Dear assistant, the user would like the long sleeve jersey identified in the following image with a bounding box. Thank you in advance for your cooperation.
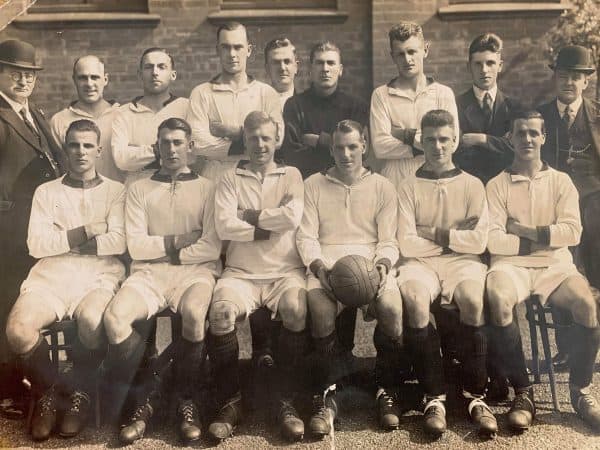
[397,167,488,258]
[296,169,399,271]
[27,173,126,259]
[187,76,283,162]
[125,171,221,274]
[370,78,459,161]
[51,102,124,183]
[111,95,189,184]
[214,162,304,278]
[486,164,581,268]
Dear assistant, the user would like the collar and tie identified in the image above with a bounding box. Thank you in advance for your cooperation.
[482,92,493,123]
[19,107,38,136]
[562,104,573,130]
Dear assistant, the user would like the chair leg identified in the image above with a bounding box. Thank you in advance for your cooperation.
[538,307,561,412]
[526,300,541,383]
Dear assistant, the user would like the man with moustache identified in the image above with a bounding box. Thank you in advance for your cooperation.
[51,55,123,182]
[0,39,65,419]
[112,47,188,186]
[187,22,283,182]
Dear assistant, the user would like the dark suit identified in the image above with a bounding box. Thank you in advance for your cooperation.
[0,95,65,364]
[454,88,519,184]
[538,97,600,290]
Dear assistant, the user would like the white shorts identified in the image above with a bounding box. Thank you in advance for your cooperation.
[123,262,216,317]
[381,156,425,190]
[488,262,585,305]
[20,254,125,320]
[307,271,400,319]
[396,254,487,305]
[212,270,306,319]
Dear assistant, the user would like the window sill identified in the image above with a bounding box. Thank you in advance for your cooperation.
[438,2,570,20]
[207,8,348,25]
[12,12,161,28]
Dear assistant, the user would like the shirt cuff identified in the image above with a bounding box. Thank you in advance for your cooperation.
[309,259,327,277]
[164,235,182,265]
[316,132,332,153]
[78,237,98,255]
[253,227,270,241]
[537,226,551,246]
[243,209,261,227]
[518,238,533,256]
[434,228,450,248]
[375,258,392,273]
[67,226,88,249]
[405,128,417,146]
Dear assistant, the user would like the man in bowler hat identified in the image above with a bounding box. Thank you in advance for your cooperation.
[0,39,65,418]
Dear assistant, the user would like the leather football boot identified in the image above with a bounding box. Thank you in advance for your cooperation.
[59,390,91,437]
[177,399,202,442]
[507,389,535,431]
[30,387,57,441]
[423,397,446,437]
[277,399,304,441]
[308,392,337,438]
[571,390,600,432]
[119,400,154,445]
[208,396,242,441]
[467,397,497,438]
[377,390,400,431]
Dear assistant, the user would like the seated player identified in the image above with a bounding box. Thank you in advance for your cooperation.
[5,119,126,441]
[396,110,496,437]
[486,110,600,433]
[296,119,402,436]
[102,118,221,444]
[208,111,308,442]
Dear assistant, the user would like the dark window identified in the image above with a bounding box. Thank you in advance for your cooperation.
[221,0,336,9]
[30,0,148,14]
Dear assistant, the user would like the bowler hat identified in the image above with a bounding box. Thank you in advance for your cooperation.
[0,39,43,70]
[549,45,595,74]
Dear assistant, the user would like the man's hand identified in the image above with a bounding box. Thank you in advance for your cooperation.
[174,229,202,250]
[461,133,487,147]
[391,126,417,145]
[506,218,537,241]
[316,266,333,293]
[416,225,435,241]
[209,121,242,141]
[84,221,108,239]
[375,263,389,298]
[456,216,479,230]
[302,133,319,148]
[279,193,293,207]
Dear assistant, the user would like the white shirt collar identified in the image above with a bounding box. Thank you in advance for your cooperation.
[472,85,497,107]
[556,96,583,116]
[0,91,29,115]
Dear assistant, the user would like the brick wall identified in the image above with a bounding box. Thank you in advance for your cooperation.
[372,1,597,108]
[0,0,372,116]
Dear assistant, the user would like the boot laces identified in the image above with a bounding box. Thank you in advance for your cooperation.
[578,393,598,410]
[312,395,326,418]
[381,392,395,408]
[512,392,533,412]
[37,392,55,413]
[279,399,298,419]
[68,391,89,413]
[130,401,153,422]
[180,401,197,423]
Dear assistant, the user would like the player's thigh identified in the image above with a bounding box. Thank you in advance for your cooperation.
[307,288,339,334]
[6,292,58,351]
[73,288,114,332]
[272,275,307,330]
[548,274,598,327]
[485,266,524,325]
[104,286,150,332]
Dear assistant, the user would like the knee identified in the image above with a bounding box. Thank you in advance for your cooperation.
[485,279,515,326]
[454,290,484,326]
[375,293,403,333]
[400,283,430,327]
[6,314,38,354]
[180,299,209,329]
[278,289,307,332]
[208,301,237,335]
[570,294,598,327]
[307,290,336,333]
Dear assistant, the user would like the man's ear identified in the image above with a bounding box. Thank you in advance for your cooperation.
[339,63,344,78]
[423,41,430,58]
[170,70,177,81]
[96,145,103,158]
[247,43,253,58]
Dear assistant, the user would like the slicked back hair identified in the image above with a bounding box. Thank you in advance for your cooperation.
[388,21,424,48]
[216,21,249,43]
[468,33,503,59]
[332,119,366,144]
[264,37,296,64]
[65,119,101,144]
[421,109,455,131]
[72,55,105,77]
[510,110,546,135]
[157,117,192,139]
[309,40,342,64]
[243,110,278,135]
[139,47,175,70]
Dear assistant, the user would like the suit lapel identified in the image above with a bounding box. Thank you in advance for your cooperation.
[463,89,486,131]
[0,97,41,151]
[582,98,600,161]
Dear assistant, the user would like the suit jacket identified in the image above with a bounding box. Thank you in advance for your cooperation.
[0,96,65,263]
[538,97,600,167]
[454,87,519,184]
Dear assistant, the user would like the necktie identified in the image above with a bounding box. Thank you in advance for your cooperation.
[482,92,493,124]
[562,105,573,130]
[19,108,38,136]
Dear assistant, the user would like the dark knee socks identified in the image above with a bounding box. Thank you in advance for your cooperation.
[459,324,488,396]
[277,328,309,398]
[569,323,600,389]
[312,332,341,393]
[488,319,530,391]
[207,330,240,405]
[336,308,357,353]
[405,324,445,397]
[105,329,145,383]
[174,338,206,401]
[21,335,57,393]
[373,325,406,391]
[250,307,273,358]
[69,336,106,393]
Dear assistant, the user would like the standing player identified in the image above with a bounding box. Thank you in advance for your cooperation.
[265,37,298,110]
[370,22,458,188]
[103,118,221,444]
[111,48,188,186]
[208,111,307,442]
[51,55,123,182]
[280,41,369,179]
[486,110,600,433]
[187,22,283,182]
[0,39,65,418]
[396,110,496,437]
[6,119,126,441]
[296,120,402,436]
[455,33,519,184]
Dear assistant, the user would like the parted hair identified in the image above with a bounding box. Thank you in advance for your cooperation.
[332,119,366,143]
[264,37,296,64]
[65,119,101,144]
[421,109,455,130]
[388,21,424,48]
[157,117,192,139]
[139,47,175,70]
[510,110,546,134]
[309,40,342,64]
[216,21,249,43]
[468,33,503,59]
[243,111,279,136]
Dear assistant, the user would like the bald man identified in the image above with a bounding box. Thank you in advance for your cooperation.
[51,55,123,182]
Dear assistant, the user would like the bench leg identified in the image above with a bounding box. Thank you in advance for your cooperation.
[526,301,541,383]
[538,311,560,412]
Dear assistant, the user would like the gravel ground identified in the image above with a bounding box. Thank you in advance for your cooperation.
[2,303,600,450]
